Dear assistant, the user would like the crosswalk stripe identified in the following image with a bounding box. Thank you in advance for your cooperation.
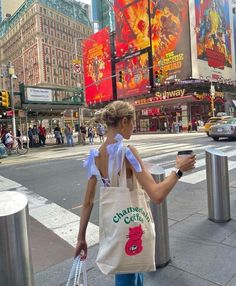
[143,144,203,161]
[75,143,198,161]
[134,143,178,150]
[163,147,236,184]
[164,146,231,174]
[180,161,236,184]
[0,176,99,248]
[135,143,192,153]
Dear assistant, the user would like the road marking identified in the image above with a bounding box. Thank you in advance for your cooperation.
[0,176,99,248]
[136,143,192,153]
[143,144,203,161]
[163,148,236,184]
[180,161,236,184]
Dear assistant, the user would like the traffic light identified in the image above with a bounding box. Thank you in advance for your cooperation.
[118,71,124,83]
[154,71,159,84]
[0,90,9,108]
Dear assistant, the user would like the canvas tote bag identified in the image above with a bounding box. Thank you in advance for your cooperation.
[96,147,156,275]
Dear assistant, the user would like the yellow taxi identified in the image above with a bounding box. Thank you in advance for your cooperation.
[204,115,233,136]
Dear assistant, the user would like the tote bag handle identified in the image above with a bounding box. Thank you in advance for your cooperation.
[110,147,128,188]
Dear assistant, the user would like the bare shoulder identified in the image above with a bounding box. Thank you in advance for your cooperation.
[127,144,141,158]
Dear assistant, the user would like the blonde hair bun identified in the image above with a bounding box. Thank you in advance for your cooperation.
[95,101,134,127]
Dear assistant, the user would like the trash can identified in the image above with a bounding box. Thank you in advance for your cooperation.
[148,164,170,268]
[205,148,231,222]
[0,191,34,286]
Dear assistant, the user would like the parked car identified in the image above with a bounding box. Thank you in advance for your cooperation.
[204,116,232,136]
[209,117,236,141]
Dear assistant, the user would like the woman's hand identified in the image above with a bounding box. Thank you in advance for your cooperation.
[74,239,87,260]
[176,154,196,172]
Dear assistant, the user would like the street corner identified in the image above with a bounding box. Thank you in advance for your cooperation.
[30,217,74,273]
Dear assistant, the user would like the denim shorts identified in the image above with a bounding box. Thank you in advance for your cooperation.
[115,273,144,286]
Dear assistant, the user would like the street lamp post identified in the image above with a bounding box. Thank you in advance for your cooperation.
[8,63,17,137]
[73,37,96,132]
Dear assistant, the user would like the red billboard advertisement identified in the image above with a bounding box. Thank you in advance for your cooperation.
[116,52,150,99]
[151,0,191,82]
[83,27,113,104]
[114,0,150,58]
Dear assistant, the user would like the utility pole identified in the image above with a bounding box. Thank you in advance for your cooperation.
[8,62,17,137]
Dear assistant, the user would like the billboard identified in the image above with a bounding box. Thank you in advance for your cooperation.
[83,27,113,104]
[116,52,150,99]
[150,0,192,83]
[24,87,83,104]
[26,88,52,102]
[190,0,235,80]
[114,0,150,58]
[233,1,236,68]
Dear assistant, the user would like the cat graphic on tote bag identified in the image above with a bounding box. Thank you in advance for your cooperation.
[125,224,144,256]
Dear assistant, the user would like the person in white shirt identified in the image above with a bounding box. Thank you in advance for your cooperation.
[4,130,14,149]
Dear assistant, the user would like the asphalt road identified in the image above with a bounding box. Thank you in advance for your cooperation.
[1,132,236,227]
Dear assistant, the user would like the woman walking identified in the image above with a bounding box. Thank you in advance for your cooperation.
[75,101,195,286]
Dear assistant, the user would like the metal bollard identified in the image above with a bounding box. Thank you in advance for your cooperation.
[149,164,170,268]
[205,147,231,222]
[0,191,34,286]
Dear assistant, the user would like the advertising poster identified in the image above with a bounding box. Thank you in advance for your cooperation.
[116,52,150,99]
[82,27,113,104]
[114,0,150,58]
[233,1,236,68]
[191,0,235,80]
[150,0,192,83]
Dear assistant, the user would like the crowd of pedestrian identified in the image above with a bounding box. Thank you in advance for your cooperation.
[26,122,107,148]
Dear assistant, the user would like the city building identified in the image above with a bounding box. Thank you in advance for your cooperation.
[0,0,92,92]
[0,0,93,133]
[91,0,114,32]
[0,0,2,23]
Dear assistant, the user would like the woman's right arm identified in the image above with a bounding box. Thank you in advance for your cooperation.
[75,175,97,259]
[127,146,196,204]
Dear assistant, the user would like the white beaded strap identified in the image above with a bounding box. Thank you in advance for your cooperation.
[73,257,82,286]
[66,257,80,286]
[75,259,88,286]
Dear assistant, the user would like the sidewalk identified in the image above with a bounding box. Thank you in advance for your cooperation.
[33,181,236,286]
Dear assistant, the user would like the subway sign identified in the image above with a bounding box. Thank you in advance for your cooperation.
[135,89,186,106]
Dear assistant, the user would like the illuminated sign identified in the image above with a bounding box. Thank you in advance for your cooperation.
[151,0,191,82]
[135,88,186,105]
[83,27,113,104]
[114,0,150,58]
[116,52,150,99]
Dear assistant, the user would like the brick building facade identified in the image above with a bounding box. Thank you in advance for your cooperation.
[0,0,92,92]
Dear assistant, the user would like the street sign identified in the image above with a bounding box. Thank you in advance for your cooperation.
[6,110,13,116]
